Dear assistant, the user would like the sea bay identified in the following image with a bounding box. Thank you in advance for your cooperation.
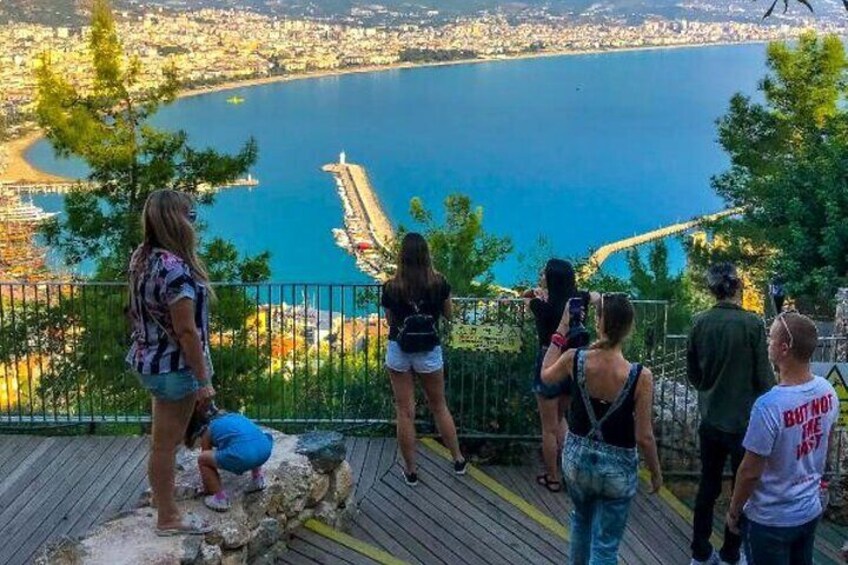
[27,43,767,284]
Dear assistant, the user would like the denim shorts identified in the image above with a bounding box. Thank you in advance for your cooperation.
[216,433,274,475]
[532,346,569,399]
[562,432,638,500]
[137,369,200,402]
[385,341,443,374]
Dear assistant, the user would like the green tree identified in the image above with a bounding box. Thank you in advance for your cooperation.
[21,0,271,419]
[35,0,258,280]
[709,32,848,309]
[405,194,512,297]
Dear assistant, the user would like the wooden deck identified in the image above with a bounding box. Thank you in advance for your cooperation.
[2,434,846,564]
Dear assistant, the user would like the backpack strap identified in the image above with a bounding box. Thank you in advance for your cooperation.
[576,350,642,443]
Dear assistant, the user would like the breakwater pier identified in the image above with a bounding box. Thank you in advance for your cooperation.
[323,154,395,281]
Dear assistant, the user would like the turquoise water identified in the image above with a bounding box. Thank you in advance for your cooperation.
[28,44,766,284]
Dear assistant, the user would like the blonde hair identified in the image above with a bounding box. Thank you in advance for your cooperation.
[130,189,211,288]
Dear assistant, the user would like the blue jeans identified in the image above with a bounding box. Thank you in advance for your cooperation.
[136,369,200,402]
[562,433,638,565]
[743,515,819,565]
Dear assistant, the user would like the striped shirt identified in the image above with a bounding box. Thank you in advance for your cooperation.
[126,247,213,376]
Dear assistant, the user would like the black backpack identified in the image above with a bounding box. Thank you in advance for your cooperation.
[397,301,439,353]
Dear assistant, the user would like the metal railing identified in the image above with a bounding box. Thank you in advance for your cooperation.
[3,281,845,475]
[654,333,848,476]
[0,283,667,435]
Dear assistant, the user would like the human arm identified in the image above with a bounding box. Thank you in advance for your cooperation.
[726,451,768,534]
[635,368,663,493]
[170,298,215,401]
[541,347,576,385]
[200,428,213,451]
[686,324,705,390]
[726,402,776,534]
[442,293,453,320]
[752,322,776,394]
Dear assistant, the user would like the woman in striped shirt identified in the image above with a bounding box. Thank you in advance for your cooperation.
[127,189,216,536]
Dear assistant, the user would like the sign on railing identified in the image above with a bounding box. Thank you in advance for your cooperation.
[449,324,523,353]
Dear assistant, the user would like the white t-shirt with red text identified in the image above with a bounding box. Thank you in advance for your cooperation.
[743,375,838,527]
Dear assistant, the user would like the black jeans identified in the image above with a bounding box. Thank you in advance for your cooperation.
[743,515,819,565]
[692,424,745,563]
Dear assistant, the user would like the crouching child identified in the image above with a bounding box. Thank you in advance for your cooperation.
[186,401,273,512]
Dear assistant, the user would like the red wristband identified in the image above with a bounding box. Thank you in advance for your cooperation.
[550,332,567,349]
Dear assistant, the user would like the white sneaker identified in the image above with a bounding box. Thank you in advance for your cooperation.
[204,493,231,512]
[246,473,267,494]
[690,551,720,565]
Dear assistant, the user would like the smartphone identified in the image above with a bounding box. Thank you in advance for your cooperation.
[568,297,583,319]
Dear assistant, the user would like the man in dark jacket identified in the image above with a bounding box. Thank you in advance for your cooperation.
[688,263,775,565]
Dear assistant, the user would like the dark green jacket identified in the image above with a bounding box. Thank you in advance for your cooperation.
[687,302,775,434]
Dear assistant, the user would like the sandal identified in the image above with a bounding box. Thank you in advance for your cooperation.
[536,473,563,493]
[156,512,213,537]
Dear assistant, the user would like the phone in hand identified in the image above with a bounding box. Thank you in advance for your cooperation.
[568,297,584,320]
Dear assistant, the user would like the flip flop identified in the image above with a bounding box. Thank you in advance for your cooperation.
[156,512,213,537]
[536,473,563,493]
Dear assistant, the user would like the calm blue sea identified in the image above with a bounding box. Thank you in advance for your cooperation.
[27,43,767,284]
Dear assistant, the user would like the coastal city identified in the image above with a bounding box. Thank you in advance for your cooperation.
[2,6,848,132]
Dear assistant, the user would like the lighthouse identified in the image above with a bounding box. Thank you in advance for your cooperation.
[339,151,347,165]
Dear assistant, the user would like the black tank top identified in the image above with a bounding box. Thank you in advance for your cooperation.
[567,350,642,449]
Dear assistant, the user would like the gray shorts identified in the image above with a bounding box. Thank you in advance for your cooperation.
[385,341,443,374]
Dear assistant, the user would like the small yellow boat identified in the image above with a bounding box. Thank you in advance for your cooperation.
[226,96,245,105]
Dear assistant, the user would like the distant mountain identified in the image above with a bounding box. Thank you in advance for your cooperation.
[1,0,845,26]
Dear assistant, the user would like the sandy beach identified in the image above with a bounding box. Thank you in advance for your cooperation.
[0,131,69,183]
[1,39,764,185]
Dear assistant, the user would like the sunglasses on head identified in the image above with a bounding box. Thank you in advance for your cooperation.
[775,309,799,350]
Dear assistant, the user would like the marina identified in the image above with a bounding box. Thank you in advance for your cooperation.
[323,153,396,281]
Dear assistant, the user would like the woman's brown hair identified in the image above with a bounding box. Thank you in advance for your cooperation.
[129,189,211,290]
[592,293,635,350]
[389,232,441,303]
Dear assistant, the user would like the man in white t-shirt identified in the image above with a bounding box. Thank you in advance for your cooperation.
[726,312,837,565]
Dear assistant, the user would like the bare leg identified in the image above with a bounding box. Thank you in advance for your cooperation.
[389,369,417,473]
[420,369,463,462]
[149,393,197,528]
[537,395,562,483]
[198,450,222,495]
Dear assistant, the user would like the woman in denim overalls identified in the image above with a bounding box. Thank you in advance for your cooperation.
[541,293,663,564]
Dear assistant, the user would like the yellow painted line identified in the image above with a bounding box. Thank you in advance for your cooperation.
[420,437,570,541]
[638,469,722,547]
[304,519,410,565]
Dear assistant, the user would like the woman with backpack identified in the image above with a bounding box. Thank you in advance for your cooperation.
[523,259,597,493]
[381,232,467,486]
[541,293,662,564]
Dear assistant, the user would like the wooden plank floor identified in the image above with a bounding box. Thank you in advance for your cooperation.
[0,435,150,565]
[6,434,848,564]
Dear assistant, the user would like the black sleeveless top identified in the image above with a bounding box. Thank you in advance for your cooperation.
[566,350,642,449]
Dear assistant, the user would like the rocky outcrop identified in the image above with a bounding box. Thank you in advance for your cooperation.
[37,430,353,565]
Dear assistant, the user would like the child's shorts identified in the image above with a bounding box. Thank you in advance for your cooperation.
[215,433,273,475]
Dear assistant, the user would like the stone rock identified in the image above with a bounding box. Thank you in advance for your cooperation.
[39,428,350,565]
[217,522,250,550]
[196,543,223,565]
[220,547,247,565]
[307,474,330,507]
[330,461,354,504]
[251,541,289,565]
[248,518,281,559]
[35,537,86,565]
[295,431,346,473]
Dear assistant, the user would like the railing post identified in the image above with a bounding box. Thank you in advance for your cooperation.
[836,288,848,363]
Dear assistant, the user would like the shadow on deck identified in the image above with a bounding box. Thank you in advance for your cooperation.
[2,435,846,564]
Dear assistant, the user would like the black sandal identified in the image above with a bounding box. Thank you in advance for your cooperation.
[536,474,563,493]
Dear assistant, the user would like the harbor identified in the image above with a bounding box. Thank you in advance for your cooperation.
[1,175,260,195]
[323,153,395,281]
